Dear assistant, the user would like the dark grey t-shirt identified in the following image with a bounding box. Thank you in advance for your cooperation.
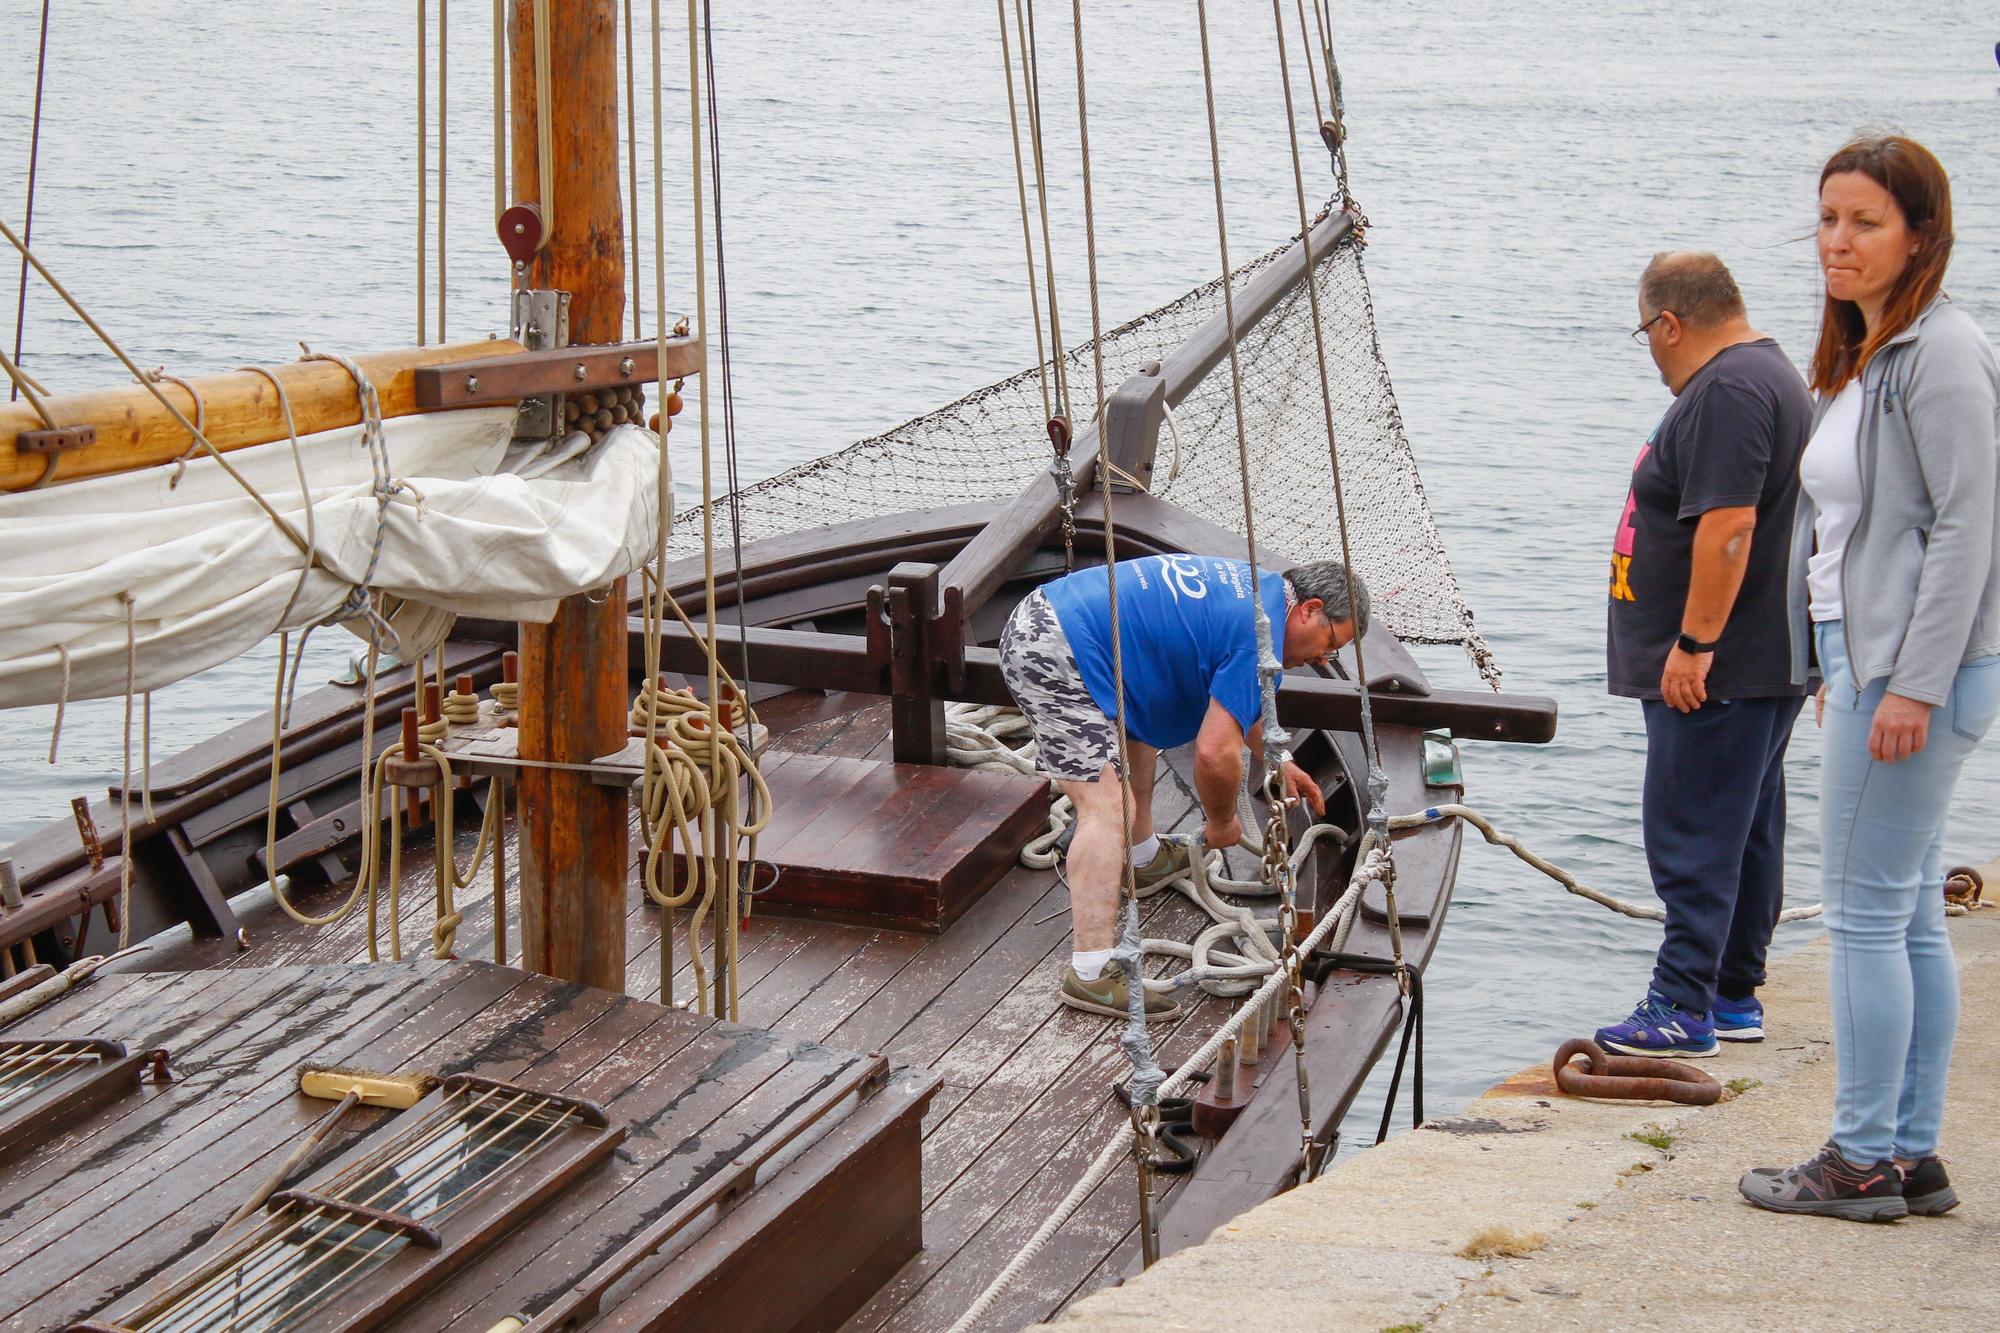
[1607,338,1812,700]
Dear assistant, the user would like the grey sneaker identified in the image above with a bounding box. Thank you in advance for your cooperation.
[1060,960,1183,1022]
[1739,1142,1907,1223]
[1901,1156,1959,1216]
[1132,840,1193,891]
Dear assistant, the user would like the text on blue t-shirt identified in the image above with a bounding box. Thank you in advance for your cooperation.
[1041,555,1288,750]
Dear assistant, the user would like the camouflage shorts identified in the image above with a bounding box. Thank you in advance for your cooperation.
[998,589,1120,782]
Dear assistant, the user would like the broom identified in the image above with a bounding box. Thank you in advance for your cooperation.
[220,1064,435,1231]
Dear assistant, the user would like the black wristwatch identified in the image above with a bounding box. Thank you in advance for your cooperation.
[1677,632,1720,655]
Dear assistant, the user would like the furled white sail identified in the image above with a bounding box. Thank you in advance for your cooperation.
[0,408,662,708]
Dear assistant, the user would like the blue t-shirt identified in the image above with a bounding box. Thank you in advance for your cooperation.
[1042,555,1288,750]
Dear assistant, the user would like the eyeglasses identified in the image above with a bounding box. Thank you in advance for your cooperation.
[1631,312,1668,344]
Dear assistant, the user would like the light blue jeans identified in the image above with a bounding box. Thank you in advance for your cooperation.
[1818,621,2000,1164]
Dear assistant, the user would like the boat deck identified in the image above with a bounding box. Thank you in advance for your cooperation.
[119,688,1315,1329]
[109,684,1448,1328]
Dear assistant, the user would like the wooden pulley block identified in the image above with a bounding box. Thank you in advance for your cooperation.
[498,202,545,266]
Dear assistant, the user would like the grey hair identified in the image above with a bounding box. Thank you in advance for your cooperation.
[1285,559,1371,638]
[1639,251,1747,329]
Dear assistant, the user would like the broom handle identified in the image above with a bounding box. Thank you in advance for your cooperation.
[221,1091,361,1231]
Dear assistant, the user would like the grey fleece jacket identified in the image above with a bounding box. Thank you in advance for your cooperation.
[1787,293,2000,705]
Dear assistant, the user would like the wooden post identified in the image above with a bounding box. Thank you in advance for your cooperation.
[886,563,946,766]
[510,0,629,992]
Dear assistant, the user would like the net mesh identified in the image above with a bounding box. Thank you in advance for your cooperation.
[670,217,1498,685]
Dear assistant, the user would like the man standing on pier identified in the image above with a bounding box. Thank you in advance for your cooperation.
[998,555,1365,1021]
[1598,252,1812,1057]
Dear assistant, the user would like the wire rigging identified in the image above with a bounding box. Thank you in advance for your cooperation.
[9,0,51,404]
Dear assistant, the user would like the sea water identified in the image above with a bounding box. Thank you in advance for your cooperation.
[2,0,1995,1149]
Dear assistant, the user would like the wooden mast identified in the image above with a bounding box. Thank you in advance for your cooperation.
[510,0,629,990]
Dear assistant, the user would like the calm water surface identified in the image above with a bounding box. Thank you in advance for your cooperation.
[3,1,1997,1148]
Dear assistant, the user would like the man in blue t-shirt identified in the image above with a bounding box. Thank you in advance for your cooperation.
[1596,252,1811,1059]
[998,553,1371,1021]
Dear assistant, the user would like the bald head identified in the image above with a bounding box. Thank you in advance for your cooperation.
[1639,251,1747,330]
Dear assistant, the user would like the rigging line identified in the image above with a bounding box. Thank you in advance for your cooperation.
[118,592,135,949]
[1068,3,1162,1217]
[1018,0,1070,415]
[1200,0,1312,1180]
[996,0,1051,423]
[10,0,51,404]
[1269,1,1382,788]
[492,0,506,226]
[533,0,556,249]
[1271,2,1400,978]
[0,218,310,554]
[1292,0,1324,127]
[438,0,447,343]
[1311,0,1353,198]
[686,0,733,1017]
[624,0,643,339]
[1194,0,1277,733]
[648,0,675,1005]
[0,341,56,431]
[418,0,428,346]
[702,0,756,754]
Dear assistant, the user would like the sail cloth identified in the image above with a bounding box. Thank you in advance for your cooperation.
[674,220,1499,682]
[0,408,662,707]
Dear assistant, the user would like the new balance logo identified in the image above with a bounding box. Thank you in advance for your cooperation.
[1660,1022,1687,1041]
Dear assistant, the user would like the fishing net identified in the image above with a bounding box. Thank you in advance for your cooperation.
[669,215,1499,684]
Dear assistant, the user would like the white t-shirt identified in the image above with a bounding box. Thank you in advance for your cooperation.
[1799,379,1865,621]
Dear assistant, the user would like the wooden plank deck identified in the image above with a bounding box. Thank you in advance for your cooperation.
[108,686,1443,1330]
[0,960,934,1332]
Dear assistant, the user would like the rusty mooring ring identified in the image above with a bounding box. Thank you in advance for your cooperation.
[1552,1037,1722,1106]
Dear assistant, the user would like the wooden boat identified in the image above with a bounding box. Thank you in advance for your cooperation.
[0,5,1556,1330]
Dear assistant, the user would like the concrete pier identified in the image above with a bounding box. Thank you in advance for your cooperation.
[1052,912,1999,1332]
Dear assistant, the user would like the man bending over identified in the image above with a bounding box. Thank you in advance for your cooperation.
[999,554,1368,1021]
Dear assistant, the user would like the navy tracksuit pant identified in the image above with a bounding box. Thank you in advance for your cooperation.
[1639,693,1806,1015]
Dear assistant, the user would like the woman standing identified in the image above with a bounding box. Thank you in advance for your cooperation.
[1741,135,2000,1223]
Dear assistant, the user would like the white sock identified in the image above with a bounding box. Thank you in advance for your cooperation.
[1071,948,1114,982]
[1126,835,1161,867]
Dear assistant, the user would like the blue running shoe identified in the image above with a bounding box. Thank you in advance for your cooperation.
[1712,994,1765,1042]
[1594,989,1718,1058]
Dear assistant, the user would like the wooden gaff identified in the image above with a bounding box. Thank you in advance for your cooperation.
[0,341,522,492]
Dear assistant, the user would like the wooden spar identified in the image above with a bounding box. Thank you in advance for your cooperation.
[0,340,521,492]
[511,0,630,992]
[618,620,1560,745]
[937,208,1358,619]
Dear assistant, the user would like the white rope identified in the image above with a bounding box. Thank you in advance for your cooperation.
[947,704,1343,998]
[946,839,1386,1333]
[1392,802,1858,924]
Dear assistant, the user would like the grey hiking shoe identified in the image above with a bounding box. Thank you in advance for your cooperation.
[1060,960,1183,1022]
[1739,1141,1907,1222]
[1132,839,1193,891]
[1901,1156,1959,1216]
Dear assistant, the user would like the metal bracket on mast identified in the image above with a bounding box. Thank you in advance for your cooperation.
[510,287,570,440]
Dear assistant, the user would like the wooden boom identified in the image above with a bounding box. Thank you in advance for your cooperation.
[0,339,522,491]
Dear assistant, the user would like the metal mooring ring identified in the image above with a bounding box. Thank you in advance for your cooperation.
[1552,1037,1721,1106]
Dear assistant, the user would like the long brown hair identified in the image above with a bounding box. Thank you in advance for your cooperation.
[1809,135,1954,392]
